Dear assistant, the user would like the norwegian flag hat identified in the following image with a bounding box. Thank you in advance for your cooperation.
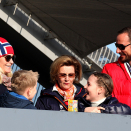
[0,37,14,57]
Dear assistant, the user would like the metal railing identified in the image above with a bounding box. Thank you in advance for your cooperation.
[87,46,119,69]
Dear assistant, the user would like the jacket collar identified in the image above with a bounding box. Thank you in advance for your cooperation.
[40,85,86,110]
[41,85,86,98]
[118,58,131,81]
[99,95,118,105]
[52,84,77,98]
[41,87,68,110]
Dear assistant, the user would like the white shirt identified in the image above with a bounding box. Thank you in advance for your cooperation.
[91,97,106,107]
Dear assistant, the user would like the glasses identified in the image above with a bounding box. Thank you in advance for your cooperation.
[4,55,16,62]
[58,73,75,78]
[115,43,131,50]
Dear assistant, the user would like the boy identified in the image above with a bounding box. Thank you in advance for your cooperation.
[0,70,39,109]
[83,72,131,115]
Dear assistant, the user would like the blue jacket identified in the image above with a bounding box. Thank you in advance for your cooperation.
[0,91,36,109]
[81,96,131,115]
[35,85,87,111]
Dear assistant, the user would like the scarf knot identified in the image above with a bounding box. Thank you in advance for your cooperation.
[55,83,75,101]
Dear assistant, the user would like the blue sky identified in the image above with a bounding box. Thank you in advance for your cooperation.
[107,42,116,54]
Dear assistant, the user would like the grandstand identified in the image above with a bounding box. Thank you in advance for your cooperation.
[0,0,131,130]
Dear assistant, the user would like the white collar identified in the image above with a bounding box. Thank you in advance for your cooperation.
[91,97,106,107]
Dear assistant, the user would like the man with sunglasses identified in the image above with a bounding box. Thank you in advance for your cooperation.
[102,26,131,108]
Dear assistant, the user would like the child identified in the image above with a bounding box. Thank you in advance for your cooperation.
[0,70,39,109]
[83,72,131,115]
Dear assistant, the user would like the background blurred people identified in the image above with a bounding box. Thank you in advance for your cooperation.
[84,72,131,115]
[102,27,131,108]
[0,37,15,95]
[36,55,87,111]
[0,70,39,109]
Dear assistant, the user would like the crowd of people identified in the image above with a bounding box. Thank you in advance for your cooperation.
[0,26,131,115]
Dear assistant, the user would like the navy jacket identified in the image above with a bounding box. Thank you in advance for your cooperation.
[0,91,36,109]
[0,84,8,95]
[81,96,131,115]
[35,85,87,111]
[100,96,131,115]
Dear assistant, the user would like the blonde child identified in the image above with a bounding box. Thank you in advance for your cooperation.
[0,70,39,109]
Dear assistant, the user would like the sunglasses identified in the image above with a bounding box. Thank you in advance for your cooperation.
[4,55,16,62]
[58,73,75,78]
[115,43,131,50]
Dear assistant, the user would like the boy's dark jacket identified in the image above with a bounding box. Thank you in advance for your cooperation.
[0,91,36,109]
[35,85,87,111]
[81,95,131,115]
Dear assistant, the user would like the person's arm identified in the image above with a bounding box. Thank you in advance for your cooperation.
[35,96,52,110]
[101,64,108,74]
[101,103,131,115]
[78,97,91,112]
[84,107,105,113]
[25,103,37,109]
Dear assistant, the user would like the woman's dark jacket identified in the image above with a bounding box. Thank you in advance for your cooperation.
[0,84,8,95]
[35,85,87,111]
[0,91,36,109]
[81,95,131,115]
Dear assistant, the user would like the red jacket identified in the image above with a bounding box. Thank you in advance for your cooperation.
[102,58,131,108]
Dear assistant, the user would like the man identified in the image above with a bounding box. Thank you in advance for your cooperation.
[102,26,131,108]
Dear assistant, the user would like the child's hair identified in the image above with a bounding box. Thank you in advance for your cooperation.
[11,70,39,95]
[92,72,114,97]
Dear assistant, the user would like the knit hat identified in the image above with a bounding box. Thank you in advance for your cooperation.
[0,37,14,57]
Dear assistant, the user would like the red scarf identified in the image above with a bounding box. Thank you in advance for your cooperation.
[55,83,75,101]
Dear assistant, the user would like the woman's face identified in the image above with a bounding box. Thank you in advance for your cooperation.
[0,54,14,74]
[56,66,75,90]
[84,75,101,102]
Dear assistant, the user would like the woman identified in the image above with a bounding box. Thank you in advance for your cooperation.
[36,55,87,111]
[83,72,131,115]
[0,37,15,95]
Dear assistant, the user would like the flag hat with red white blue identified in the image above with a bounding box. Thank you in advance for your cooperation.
[0,37,14,57]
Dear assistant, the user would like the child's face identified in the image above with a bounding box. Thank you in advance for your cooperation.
[28,82,37,101]
[84,75,101,102]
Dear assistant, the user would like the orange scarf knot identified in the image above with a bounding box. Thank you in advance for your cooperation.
[55,83,75,101]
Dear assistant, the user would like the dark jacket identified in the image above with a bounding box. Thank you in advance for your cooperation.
[35,85,87,111]
[81,96,131,115]
[0,91,36,109]
[100,96,131,115]
[0,84,8,95]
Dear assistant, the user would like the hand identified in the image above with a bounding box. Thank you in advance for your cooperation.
[84,107,105,113]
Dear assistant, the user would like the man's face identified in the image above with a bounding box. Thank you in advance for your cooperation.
[116,33,131,64]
